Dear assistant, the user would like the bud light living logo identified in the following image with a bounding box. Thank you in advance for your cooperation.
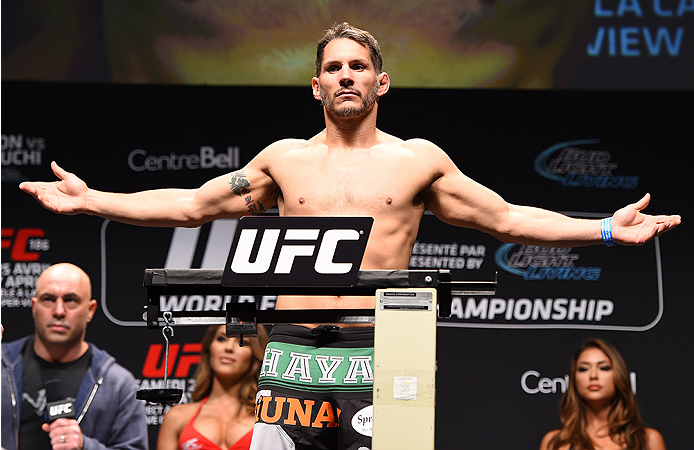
[533,139,639,189]
[494,244,601,281]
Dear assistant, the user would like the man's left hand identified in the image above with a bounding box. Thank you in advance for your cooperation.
[42,418,84,450]
[612,193,681,245]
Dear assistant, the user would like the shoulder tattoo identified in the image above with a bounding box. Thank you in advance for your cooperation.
[229,171,265,215]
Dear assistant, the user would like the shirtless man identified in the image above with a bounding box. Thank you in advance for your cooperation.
[20,23,680,450]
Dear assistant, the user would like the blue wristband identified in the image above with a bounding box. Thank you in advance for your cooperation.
[600,217,615,247]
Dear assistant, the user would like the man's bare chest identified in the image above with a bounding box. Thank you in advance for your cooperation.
[270,145,432,214]
[279,169,405,214]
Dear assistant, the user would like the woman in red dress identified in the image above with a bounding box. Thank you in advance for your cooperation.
[158,324,268,450]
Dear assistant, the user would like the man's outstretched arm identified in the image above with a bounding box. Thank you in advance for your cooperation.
[496,192,679,247]
[19,160,279,228]
[421,146,681,247]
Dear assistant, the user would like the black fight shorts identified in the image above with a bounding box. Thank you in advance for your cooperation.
[250,324,374,450]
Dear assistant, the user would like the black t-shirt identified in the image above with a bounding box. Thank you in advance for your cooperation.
[20,339,91,449]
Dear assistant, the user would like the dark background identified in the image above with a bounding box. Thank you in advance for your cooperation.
[2,83,691,449]
[2,1,693,448]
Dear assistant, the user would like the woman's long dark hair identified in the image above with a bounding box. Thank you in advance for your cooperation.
[548,338,647,450]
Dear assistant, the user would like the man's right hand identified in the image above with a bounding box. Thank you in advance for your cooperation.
[19,161,89,215]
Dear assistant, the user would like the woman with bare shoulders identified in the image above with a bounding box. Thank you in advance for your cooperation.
[157,325,268,450]
[539,338,666,450]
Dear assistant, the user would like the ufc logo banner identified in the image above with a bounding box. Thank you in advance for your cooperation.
[222,217,372,287]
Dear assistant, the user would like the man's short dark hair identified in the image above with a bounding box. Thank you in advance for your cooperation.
[315,22,383,76]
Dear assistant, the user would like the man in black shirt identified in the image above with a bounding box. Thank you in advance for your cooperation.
[1,263,148,450]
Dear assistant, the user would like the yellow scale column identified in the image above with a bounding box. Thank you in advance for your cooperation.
[372,288,437,449]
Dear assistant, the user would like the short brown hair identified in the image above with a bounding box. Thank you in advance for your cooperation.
[315,22,383,76]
